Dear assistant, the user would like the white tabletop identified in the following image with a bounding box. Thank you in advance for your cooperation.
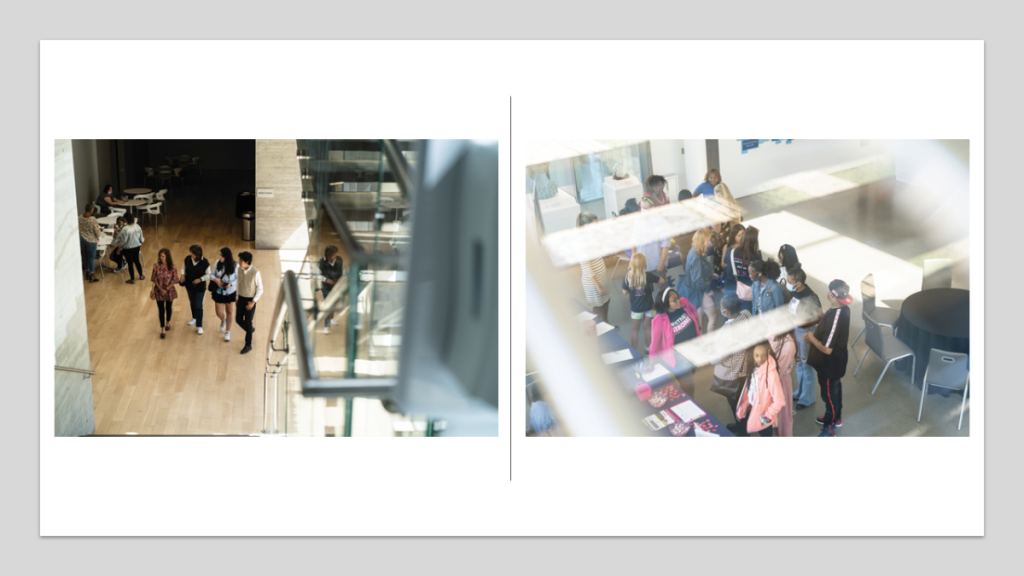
[123,188,152,195]
[96,215,119,226]
[123,198,149,207]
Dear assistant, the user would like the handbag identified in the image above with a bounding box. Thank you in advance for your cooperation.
[711,375,745,398]
[149,286,157,300]
[730,250,753,301]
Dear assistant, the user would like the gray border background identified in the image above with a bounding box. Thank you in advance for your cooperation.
[8,2,1016,572]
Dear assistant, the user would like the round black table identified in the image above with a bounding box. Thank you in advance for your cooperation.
[894,288,969,392]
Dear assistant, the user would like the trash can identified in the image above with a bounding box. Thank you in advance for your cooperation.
[241,211,255,241]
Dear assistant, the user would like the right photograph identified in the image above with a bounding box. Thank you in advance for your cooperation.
[525,139,970,438]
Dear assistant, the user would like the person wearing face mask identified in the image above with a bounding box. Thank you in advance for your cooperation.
[806,279,854,437]
[735,343,786,437]
[786,265,823,410]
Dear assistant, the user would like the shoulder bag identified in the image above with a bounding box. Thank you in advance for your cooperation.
[731,250,753,301]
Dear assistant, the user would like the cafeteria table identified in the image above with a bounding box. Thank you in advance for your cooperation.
[895,287,970,394]
[96,214,119,226]
[122,198,150,214]
[123,188,152,196]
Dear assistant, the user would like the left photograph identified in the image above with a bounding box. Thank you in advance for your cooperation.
[54,139,499,437]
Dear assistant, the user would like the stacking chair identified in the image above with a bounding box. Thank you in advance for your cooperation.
[154,189,169,215]
[922,258,953,290]
[143,167,157,188]
[851,273,900,350]
[157,168,173,189]
[172,167,186,187]
[143,202,163,231]
[917,349,970,430]
[109,207,126,218]
[854,316,916,395]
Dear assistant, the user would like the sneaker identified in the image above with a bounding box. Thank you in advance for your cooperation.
[816,416,842,428]
[197,327,204,335]
[224,331,231,342]
[188,319,197,326]
[240,345,252,355]
[219,320,226,332]
[139,274,145,280]
[817,426,836,437]
[329,319,339,326]
[324,326,330,335]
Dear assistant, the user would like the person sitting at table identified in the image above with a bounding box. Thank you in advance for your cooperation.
[649,287,702,368]
[710,293,753,435]
[642,175,670,208]
[621,252,665,352]
[96,184,125,214]
[750,258,785,316]
[735,342,787,437]
[694,168,721,199]
[111,213,145,282]
[678,228,720,334]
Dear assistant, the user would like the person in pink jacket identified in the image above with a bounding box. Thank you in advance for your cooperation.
[770,331,797,437]
[649,288,702,368]
[735,343,786,437]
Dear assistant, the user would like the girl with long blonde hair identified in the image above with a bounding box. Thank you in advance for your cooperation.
[620,252,665,351]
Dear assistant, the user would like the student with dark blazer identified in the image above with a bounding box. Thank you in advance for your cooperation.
[179,244,211,335]
[318,244,344,334]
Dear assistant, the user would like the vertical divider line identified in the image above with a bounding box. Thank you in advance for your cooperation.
[509,96,512,481]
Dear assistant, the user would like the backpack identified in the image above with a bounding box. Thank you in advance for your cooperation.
[617,197,640,217]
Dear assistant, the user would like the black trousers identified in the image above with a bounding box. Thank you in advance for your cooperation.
[817,373,843,425]
[156,300,173,328]
[110,249,125,268]
[123,246,144,280]
[236,296,256,345]
[188,290,204,327]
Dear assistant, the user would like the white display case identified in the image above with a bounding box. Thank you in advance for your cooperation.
[537,188,581,234]
[602,174,642,220]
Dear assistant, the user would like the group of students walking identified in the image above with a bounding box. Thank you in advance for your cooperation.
[145,245,264,354]
[578,169,853,437]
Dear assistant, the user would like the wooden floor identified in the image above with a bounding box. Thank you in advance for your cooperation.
[84,172,282,435]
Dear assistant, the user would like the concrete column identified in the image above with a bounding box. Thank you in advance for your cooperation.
[255,140,308,250]
[54,139,96,437]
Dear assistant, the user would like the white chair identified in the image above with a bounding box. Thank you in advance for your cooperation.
[94,243,108,278]
[917,349,970,430]
[143,167,157,188]
[172,167,186,187]
[109,207,127,218]
[854,316,916,395]
[154,189,169,215]
[851,273,899,350]
[610,251,631,280]
[922,258,953,290]
[143,202,163,231]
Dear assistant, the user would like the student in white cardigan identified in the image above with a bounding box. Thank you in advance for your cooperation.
[235,251,264,355]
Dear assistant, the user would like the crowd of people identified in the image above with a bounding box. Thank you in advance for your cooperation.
[77,184,273,355]
[576,169,854,437]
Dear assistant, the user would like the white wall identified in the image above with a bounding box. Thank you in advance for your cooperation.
[718,139,889,198]
[648,139,688,196]
[55,140,96,437]
[682,139,707,192]
[255,139,309,250]
[71,139,111,213]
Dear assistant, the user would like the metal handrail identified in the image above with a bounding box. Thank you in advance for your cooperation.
[55,366,96,376]
[382,139,414,198]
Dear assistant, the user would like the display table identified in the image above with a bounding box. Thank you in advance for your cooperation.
[574,300,733,437]
[895,288,970,392]
[602,174,642,220]
[537,188,581,234]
